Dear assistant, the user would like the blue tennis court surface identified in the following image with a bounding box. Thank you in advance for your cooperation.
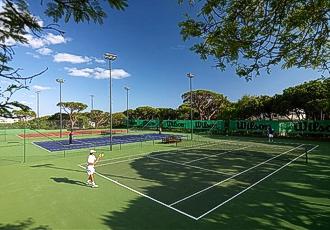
[33,133,181,152]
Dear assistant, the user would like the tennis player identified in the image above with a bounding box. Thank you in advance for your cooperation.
[267,125,274,142]
[86,150,100,188]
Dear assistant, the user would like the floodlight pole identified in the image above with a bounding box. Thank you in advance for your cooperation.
[90,94,94,111]
[187,73,194,140]
[56,78,65,138]
[104,53,117,151]
[124,87,130,133]
[36,90,41,118]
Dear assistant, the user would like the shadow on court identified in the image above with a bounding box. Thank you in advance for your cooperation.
[30,163,84,173]
[0,218,50,230]
[50,177,87,187]
[98,142,330,230]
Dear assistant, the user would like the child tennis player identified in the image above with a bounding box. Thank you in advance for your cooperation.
[86,150,103,188]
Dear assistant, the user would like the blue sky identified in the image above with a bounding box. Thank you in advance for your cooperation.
[4,0,323,116]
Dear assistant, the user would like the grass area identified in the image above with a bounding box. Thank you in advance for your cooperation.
[0,130,329,229]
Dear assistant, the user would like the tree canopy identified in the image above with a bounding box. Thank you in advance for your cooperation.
[0,0,128,118]
[57,101,87,130]
[182,90,229,120]
[179,0,330,80]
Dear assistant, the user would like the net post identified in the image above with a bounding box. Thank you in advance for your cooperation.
[120,141,122,150]
[305,146,308,163]
[153,139,155,145]
[64,150,66,158]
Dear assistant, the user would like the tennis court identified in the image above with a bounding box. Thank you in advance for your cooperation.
[33,133,182,152]
[79,140,318,220]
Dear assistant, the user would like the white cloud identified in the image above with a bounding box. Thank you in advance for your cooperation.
[20,101,33,106]
[26,52,40,59]
[36,17,44,27]
[64,67,93,77]
[37,47,53,55]
[22,34,45,49]
[32,85,51,91]
[54,53,91,64]
[93,57,106,64]
[0,1,4,12]
[3,37,16,46]
[22,33,68,49]
[0,79,12,85]
[65,67,130,79]
[45,33,67,45]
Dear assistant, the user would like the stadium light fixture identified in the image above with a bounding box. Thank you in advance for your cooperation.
[186,73,194,140]
[104,53,117,151]
[56,78,65,138]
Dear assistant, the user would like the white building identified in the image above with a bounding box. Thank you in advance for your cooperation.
[0,117,20,123]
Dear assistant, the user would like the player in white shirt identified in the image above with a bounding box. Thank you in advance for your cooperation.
[86,150,100,188]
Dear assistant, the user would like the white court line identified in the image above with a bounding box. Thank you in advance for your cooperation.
[195,144,319,220]
[77,164,198,220]
[93,143,228,167]
[96,156,150,167]
[148,156,231,176]
[31,142,52,153]
[94,149,186,167]
[183,146,249,164]
[80,139,233,166]
[169,144,305,206]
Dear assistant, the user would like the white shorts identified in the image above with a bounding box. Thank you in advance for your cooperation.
[86,165,95,175]
[268,134,274,138]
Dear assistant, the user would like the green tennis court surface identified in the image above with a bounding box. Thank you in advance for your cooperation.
[79,141,317,220]
[0,134,329,229]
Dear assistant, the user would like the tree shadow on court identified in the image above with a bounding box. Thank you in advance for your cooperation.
[99,142,329,229]
[0,218,50,230]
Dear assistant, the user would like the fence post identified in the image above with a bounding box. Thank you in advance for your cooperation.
[23,123,26,163]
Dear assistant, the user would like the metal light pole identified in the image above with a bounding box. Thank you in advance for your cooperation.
[35,90,41,118]
[104,53,117,151]
[187,73,194,140]
[124,86,130,133]
[90,94,94,111]
[56,78,65,138]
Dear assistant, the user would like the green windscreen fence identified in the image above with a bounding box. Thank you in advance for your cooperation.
[229,120,280,133]
[230,120,330,135]
[162,120,224,131]
[129,120,160,128]
[279,120,330,135]
[129,120,225,131]
[129,119,330,135]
